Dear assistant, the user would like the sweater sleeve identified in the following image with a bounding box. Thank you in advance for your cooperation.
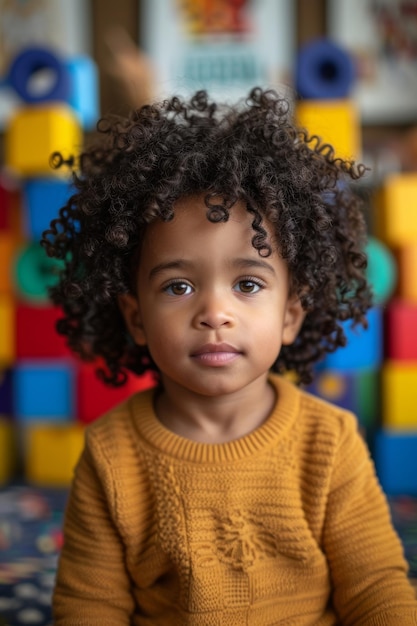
[53,430,135,625]
[323,412,417,625]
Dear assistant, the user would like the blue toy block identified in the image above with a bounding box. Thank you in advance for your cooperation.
[65,56,100,130]
[323,306,383,370]
[23,178,73,239]
[14,360,74,420]
[0,368,13,415]
[374,430,417,496]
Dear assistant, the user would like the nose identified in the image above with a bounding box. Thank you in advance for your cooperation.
[192,289,234,330]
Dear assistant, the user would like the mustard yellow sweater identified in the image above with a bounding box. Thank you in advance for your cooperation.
[53,375,417,625]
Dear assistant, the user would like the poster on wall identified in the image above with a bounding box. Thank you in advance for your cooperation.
[0,0,92,126]
[141,0,295,104]
[328,0,417,124]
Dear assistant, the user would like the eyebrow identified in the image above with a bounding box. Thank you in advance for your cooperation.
[148,257,276,279]
[148,260,192,279]
[232,258,276,275]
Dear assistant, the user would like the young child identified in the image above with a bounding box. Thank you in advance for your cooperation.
[43,88,417,625]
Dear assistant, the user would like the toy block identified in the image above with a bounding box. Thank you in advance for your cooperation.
[308,367,379,431]
[374,430,417,496]
[5,104,82,177]
[381,361,417,429]
[374,173,417,246]
[385,300,417,361]
[77,362,156,423]
[0,369,13,415]
[23,178,73,239]
[0,179,12,230]
[296,99,361,160]
[366,236,397,306]
[16,303,71,358]
[323,306,383,370]
[1,183,25,242]
[14,241,64,304]
[25,423,84,486]
[395,244,417,303]
[296,38,355,100]
[0,417,17,483]
[0,294,15,367]
[66,55,100,130]
[14,360,75,421]
[0,233,16,294]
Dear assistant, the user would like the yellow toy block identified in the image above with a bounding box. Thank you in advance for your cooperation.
[0,233,16,294]
[0,294,14,366]
[374,173,417,246]
[396,244,417,303]
[296,99,361,160]
[0,417,17,483]
[5,104,82,177]
[25,423,85,486]
[382,361,417,430]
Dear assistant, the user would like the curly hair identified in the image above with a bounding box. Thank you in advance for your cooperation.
[41,87,372,387]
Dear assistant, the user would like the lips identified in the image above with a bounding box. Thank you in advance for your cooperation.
[192,343,240,356]
[191,343,242,366]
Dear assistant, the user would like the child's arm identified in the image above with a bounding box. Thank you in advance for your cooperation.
[53,441,135,625]
[323,413,417,625]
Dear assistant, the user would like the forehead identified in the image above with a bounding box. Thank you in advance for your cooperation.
[141,195,272,252]
[136,194,288,287]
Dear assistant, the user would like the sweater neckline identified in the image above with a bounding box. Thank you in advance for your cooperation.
[129,375,300,463]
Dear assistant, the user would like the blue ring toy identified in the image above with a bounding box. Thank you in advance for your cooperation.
[296,38,355,100]
[8,46,70,104]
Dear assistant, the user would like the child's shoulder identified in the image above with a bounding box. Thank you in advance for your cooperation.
[84,386,154,451]
[273,374,361,439]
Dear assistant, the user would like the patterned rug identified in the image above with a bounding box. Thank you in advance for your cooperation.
[0,484,416,626]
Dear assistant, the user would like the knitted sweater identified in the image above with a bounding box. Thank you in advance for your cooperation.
[53,375,417,625]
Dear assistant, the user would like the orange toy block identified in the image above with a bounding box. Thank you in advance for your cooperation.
[25,423,85,486]
[381,361,417,430]
[0,418,17,483]
[296,99,361,160]
[0,233,16,294]
[0,294,15,366]
[374,173,417,246]
[395,244,417,303]
[5,104,82,177]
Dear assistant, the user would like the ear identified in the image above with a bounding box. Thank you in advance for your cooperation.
[282,295,306,346]
[118,293,147,346]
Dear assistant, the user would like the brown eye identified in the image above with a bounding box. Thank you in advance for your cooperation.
[164,282,193,296]
[235,280,262,294]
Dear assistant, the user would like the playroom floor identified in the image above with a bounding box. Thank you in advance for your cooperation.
[0,484,416,626]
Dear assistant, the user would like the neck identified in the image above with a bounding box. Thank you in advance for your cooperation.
[154,375,276,444]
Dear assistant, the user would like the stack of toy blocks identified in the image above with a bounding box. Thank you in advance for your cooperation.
[294,38,393,439]
[295,37,360,162]
[0,177,18,482]
[1,45,154,487]
[373,173,417,495]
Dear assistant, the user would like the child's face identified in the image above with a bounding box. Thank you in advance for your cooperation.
[119,195,305,399]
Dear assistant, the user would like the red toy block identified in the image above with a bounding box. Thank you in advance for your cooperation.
[76,362,156,424]
[0,180,11,231]
[385,299,417,361]
[16,303,71,358]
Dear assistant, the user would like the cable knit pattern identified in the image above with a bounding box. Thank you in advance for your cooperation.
[53,375,417,625]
